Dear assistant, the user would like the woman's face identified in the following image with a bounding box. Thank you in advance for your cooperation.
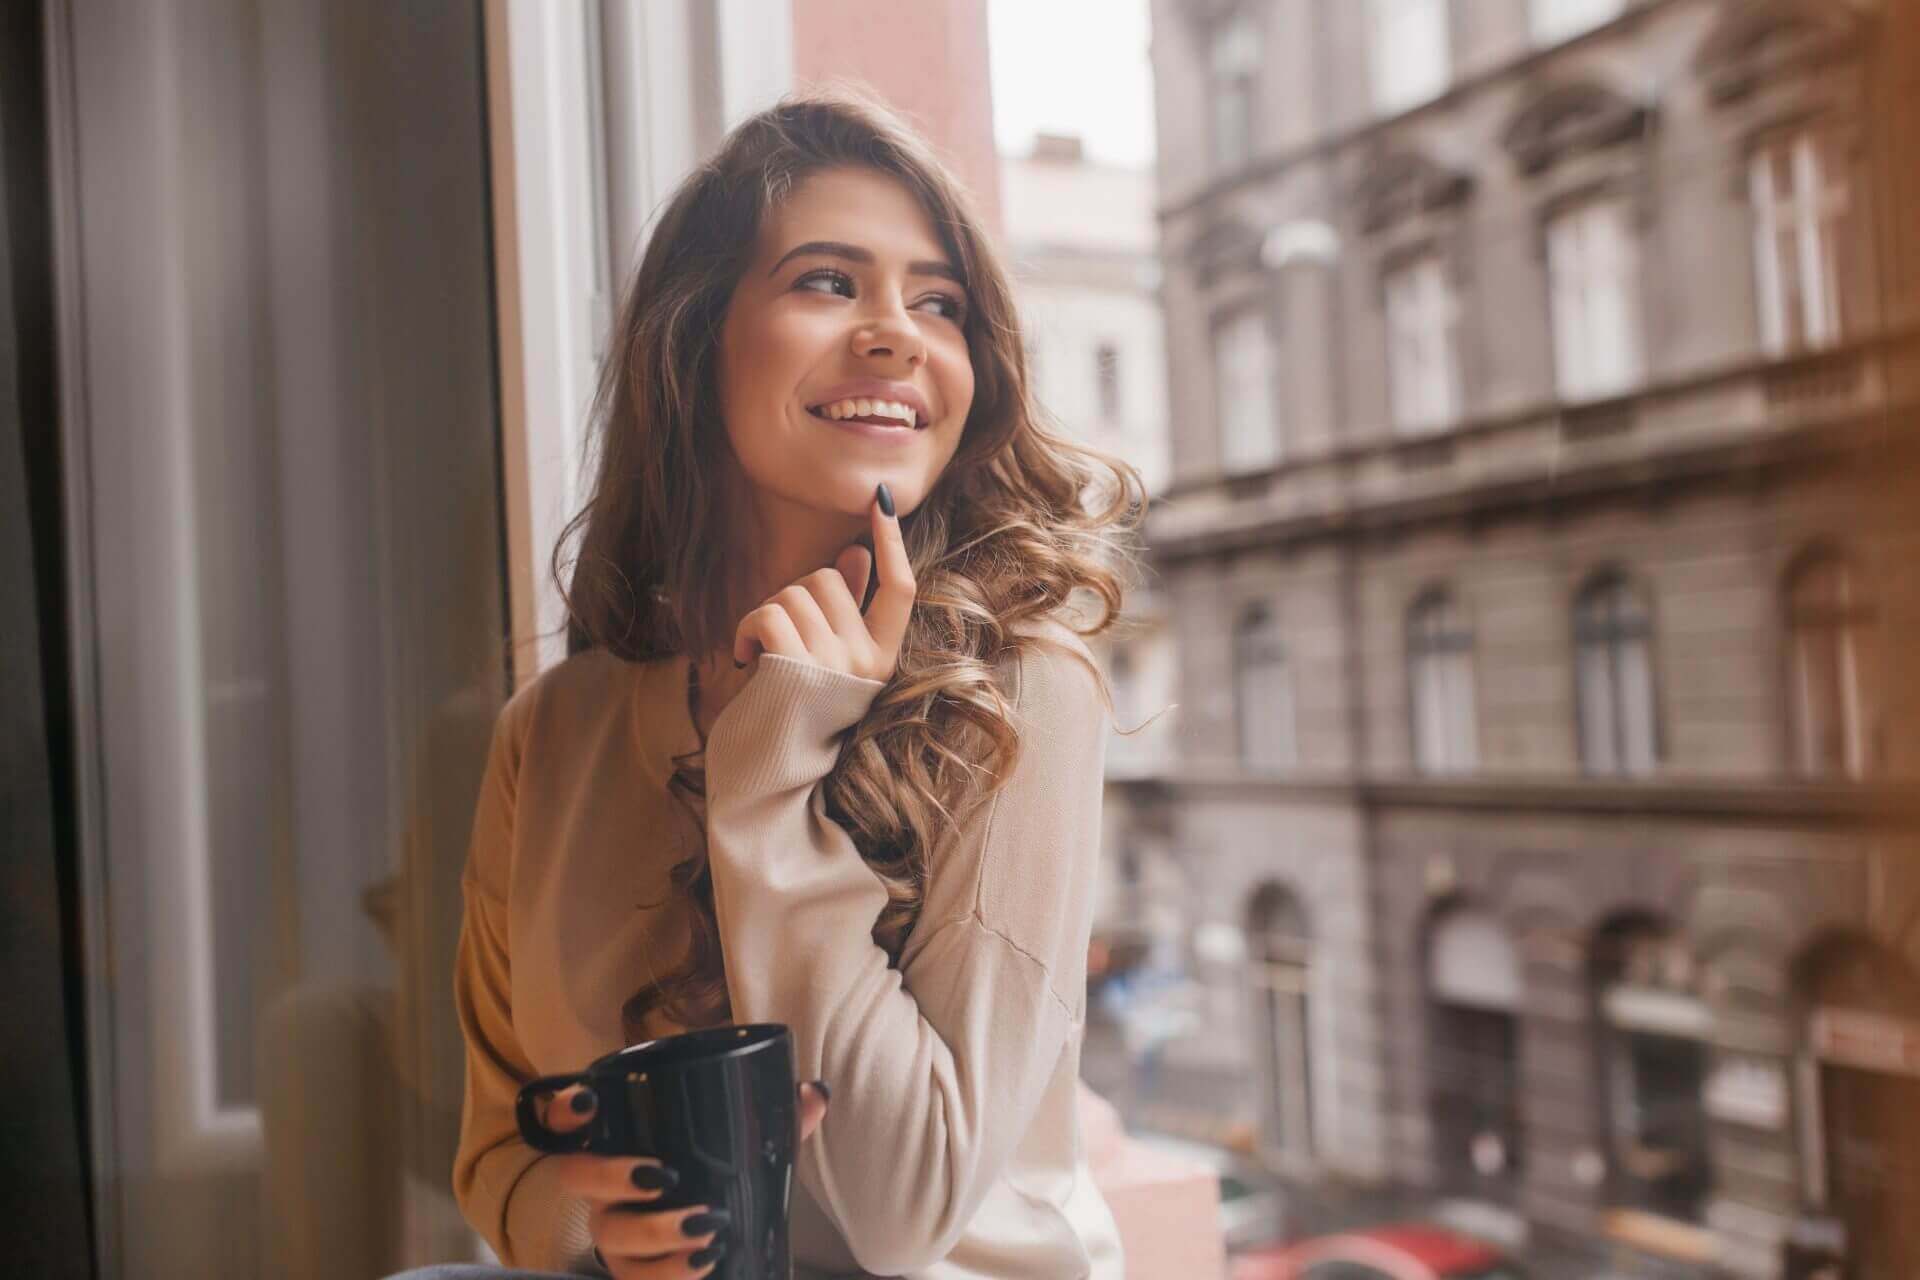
[716,165,975,529]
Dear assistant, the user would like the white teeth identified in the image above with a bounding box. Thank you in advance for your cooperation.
[812,397,919,427]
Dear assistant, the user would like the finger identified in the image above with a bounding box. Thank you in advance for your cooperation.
[594,1201,728,1263]
[801,565,869,646]
[774,582,839,655]
[555,1153,679,1205]
[798,1080,830,1143]
[864,484,916,655]
[836,543,874,615]
[538,1083,597,1136]
[732,602,805,666]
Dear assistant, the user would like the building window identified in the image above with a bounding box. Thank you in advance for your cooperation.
[1428,905,1523,1195]
[1575,572,1658,776]
[1384,253,1461,435]
[1214,306,1281,473]
[1235,603,1297,769]
[1787,550,1879,778]
[1408,589,1477,774]
[1594,920,1711,1222]
[1751,130,1851,356]
[1547,195,1643,402]
[1208,11,1260,176]
[1370,0,1450,114]
[1095,340,1122,422]
[1248,885,1315,1166]
[1530,0,1624,45]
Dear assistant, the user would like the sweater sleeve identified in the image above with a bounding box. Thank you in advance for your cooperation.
[701,641,1109,1276]
[450,700,602,1275]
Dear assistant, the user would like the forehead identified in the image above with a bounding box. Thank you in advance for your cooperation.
[757,166,952,266]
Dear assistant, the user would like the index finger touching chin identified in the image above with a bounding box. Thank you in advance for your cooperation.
[866,485,916,645]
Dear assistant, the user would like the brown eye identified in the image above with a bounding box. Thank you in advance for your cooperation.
[796,269,855,298]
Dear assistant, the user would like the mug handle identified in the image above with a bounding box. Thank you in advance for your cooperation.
[516,1073,596,1154]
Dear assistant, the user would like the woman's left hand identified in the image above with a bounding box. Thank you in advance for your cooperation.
[732,484,915,682]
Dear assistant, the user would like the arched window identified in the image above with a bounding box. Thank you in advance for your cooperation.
[1408,589,1477,774]
[1426,905,1522,1195]
[1247,885,1315,1167]
[1575,572,1658,775]
[1592,918,1710,1222]
[1787,550,1879,777]
[1235,603,1297,769]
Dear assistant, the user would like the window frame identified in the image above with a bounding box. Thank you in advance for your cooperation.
[1545,193,1646,403]
[1382,250,1462,436]
[1749,127,1852,356]
[1234,601,1299,770]
[1207,9,1261,177]
[1212,300,1283,475]
[1407,587,1479,775]
[1369,0,1451,116]
[1785,548,1879,778]
[1572,570,1661,777]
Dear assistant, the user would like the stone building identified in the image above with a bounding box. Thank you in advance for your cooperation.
[1135,0,1920,1275]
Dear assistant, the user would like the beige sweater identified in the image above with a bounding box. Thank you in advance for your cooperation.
[451,618,1126,1278]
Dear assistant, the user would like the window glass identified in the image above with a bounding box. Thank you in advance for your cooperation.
[1215,307,1281,472]
[1547,197,1644,401]
[1371,0,1450,114]
[1384,253,1461,434]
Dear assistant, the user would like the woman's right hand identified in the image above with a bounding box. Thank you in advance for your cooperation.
[537,1080,831,1278]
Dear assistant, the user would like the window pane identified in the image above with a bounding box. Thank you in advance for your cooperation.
[1550,200,1641,401]
[1216,309,1280,472]
[1530,0,1624,44]
[1385,256,1459,434]
[1372,0,1450,113]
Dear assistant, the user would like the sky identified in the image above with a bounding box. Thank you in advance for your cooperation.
[987,0,1157,168]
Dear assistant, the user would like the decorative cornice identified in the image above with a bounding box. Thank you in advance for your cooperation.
[1694,0,1865,105]
[1182,214,1264,286]
[1502,79,1653,176]
[1350,148,1475,235]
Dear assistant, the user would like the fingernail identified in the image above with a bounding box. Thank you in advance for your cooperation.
[876,482,895,517]
[809,1078,832,1103]
[569,1087,596,1115]
[682,1208,731,1237]
[732,658,745,669]
[631,1162,678,1192]
[690,1243,727,1268]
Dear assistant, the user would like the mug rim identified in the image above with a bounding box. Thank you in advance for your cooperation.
[594,1021,790,1070]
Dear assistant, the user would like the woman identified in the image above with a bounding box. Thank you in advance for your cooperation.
[415,88,1147,1279]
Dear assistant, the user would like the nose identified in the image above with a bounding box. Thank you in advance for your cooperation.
[852,304,927,368]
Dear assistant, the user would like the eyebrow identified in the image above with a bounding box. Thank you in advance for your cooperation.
[768,240,965,287]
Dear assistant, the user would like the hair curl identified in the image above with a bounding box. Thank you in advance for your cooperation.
[548,85,1151,1040]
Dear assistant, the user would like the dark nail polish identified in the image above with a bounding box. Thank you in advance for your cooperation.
[809,1078,832,1103]
[631,1163,678,1192]
[682,1208,731,1237]
[690,1243,726,1268]
[569,1087,596,1115]
[733,658,745,669]
[876,482,895,517]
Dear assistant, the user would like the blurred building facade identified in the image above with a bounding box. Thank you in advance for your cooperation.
[1138,0,1920,1277]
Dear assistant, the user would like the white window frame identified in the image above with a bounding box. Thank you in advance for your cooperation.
[1235,604,1298,770]
[1384,253,1461,435]
[1529,0,1625,46]
[1208,11,1260,176]
[1788,554,1878,778]
[1214,305,1282,473]
[1547,196,1644,403]
[1370,0,1451,115]
[1575,574,1659,776]
[1750,130,1850,356]
[1409,591,1479,774]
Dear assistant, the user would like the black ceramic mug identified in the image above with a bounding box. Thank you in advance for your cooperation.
[516,1023,798,1279]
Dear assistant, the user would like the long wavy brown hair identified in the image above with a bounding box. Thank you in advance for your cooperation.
[549,86,1150,1040]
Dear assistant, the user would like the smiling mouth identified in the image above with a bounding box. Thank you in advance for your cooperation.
[805,398,927,430]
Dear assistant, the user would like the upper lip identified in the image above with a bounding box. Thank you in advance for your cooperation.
[805,379,932,428]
